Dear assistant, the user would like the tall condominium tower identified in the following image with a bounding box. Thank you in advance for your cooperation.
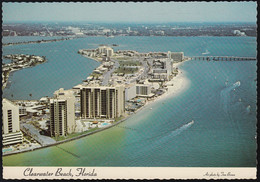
[50,88,75,137]
[80,85,125,119]
[2,98,23,146]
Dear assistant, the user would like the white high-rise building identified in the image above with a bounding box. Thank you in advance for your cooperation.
[98,46,107,54]
[106,47,114,57]
[80,85,125,119]
[151,58,173,81]
[2,98,23,146]
[50,88,76,137]
[136,84,152,97]
[97,46,114,57]
[125,84,136,101]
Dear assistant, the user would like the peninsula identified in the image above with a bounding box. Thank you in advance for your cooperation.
[2,37,75,47]
[2,46,190,156]
[2,54,47,89]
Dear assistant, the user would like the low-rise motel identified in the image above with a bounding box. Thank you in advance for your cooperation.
[2,45,185,155]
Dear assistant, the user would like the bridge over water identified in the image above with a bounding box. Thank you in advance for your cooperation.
[190,56,256,61]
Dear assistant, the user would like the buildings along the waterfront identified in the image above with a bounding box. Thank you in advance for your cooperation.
[136,84,152,97]
[150,58,174,81]
[50,88,76,137]
[97,46,114,57]
[2,98,23,146]
[80,85,125,119]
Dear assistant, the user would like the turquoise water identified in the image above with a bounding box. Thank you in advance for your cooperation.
[2,36,257,167]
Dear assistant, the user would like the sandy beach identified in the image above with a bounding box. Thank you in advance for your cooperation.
[158,63,190,102]
[134,61,190,113]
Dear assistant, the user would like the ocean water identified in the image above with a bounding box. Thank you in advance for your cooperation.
[2,36,257,167]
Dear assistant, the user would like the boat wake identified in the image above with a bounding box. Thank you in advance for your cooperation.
[220,81,241,113]
[121,120,195,163]
[164,120,194,139]
[144,121,194,151]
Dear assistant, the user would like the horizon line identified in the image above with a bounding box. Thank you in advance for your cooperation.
[3,20,257,24]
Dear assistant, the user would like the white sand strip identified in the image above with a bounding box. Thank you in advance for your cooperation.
[134,61,190,113]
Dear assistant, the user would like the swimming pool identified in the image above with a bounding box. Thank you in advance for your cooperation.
[101,123,109,126]
[2,148,12,153]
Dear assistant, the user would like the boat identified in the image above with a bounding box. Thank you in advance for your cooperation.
[202,49,210,55]
[187,120,194,126]
[225,80,228,86]
[150,108,153,110]
[234,81,240,86]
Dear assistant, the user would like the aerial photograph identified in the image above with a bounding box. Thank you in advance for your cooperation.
[2,1,257,179]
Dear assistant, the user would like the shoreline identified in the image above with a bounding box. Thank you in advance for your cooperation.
[2,57,47,90]
[81,55,101,62]
[3,60,190,157]
[3,111,132,157]
[133,61,190,114]
[2,37,76,47]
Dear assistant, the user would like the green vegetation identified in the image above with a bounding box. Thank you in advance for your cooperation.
[119,60,142,66]
[54,127,101,141]
[114,60,141,74]
[114,116,125,122]
[21,132,35,143]
[90,72,102,78]
[114,67,138,74]
[114,57,132,61]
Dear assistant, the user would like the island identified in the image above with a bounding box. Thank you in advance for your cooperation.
[2,54,47,89]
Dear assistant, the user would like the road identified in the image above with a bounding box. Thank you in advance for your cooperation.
[21,123,56,146]
[101,59,119,86]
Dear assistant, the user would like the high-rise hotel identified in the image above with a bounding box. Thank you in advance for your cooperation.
[50,88,75,137]
[2,98,23,146]
[80,85,125,119]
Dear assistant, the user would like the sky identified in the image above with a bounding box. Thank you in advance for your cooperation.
[2,2,257,23]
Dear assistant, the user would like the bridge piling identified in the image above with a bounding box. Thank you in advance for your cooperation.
[190,56,256,61]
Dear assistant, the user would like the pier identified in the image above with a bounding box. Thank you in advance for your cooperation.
[190,56,256,61]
